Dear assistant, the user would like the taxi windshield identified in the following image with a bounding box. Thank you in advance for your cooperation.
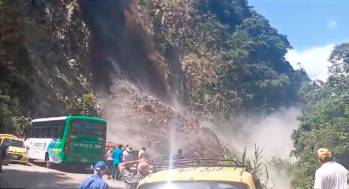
[2,138,24,148]
[138,182,248,189]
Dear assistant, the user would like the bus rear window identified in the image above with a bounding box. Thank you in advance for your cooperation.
[71,120,105,136]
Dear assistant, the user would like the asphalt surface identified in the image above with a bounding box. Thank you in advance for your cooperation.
[0,163,124,189]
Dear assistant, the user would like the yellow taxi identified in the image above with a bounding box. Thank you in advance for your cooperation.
[0,134,28,164]
[137,159,259,189]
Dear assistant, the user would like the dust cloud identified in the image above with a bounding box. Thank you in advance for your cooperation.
[98,81,157,149]
[269,165,293,189]
[207,107,300,160]
[204,107,300,189]
[99,78,299,188]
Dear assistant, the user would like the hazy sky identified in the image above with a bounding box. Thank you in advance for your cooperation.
[248,0,349,80]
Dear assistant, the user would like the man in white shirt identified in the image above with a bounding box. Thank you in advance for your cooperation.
[314,148,348,189]
[123,146,132,162]
[138,147,146,160]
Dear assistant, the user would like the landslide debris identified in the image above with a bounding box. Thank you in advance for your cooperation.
[101,80,224,160]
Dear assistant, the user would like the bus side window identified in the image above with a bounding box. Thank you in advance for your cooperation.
[51,127,56,138]
[42,127,48,138]
[59,126,64,139]
[32,127,36,138]
[36,127,40,138]
[52,127,59,138]
[54,126,60,138]
[36,127,41,138]
[46,127,52,138]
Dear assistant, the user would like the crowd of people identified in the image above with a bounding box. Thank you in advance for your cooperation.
[80,145,186,189]
[105,144,147,181]
[80,144,154,189]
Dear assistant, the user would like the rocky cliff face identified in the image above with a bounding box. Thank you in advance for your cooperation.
[1,0,305,158]
[78,0,170,99]
[0,0,224,158]
[1,1,98,133]
[1,1,91,117]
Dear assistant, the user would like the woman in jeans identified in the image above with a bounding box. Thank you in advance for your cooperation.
[105,147,114,179]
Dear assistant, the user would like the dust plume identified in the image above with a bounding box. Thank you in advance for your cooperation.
[269,165,293,189]
[204,107,300,189]
[208,107,300,160]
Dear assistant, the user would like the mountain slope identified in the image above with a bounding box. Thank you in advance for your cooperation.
[0,0,307,159]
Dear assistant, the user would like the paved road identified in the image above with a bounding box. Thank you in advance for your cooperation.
[0,163,124,189]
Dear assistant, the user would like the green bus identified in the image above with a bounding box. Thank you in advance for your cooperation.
[24,116,106,168]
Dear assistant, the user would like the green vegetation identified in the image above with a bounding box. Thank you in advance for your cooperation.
[3,1,349,188]
[291,43,349,189]
[223,145,270,189]
[1,0,307,132]
[0,1,95,132]
[63,93,100,116]
[144,0,308,121]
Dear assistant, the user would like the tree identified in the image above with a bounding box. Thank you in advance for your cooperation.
[291,43,349,189]
[63,93,100,116]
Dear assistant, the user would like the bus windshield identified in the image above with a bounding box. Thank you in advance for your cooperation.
[2,138,25,148]
[71,120,105,136]
[138,182,248,189]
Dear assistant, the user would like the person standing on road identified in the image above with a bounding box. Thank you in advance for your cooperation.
[314,148,349,189]
[0,144,7,173]
[0,141,9,172]
[79,161,109,189]
[138,147,146,160]
[174,149,184,160]
[123,146,132,162]
[119,158,152,189]
[112,144,123,180]
[105,147,114,179]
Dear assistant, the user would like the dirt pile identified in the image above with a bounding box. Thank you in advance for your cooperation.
[100,80,224,161]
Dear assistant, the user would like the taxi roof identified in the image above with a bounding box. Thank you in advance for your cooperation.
[0,134,21,139]
[138,166,256,189]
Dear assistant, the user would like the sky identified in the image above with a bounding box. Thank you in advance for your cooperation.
[248,0,349,80]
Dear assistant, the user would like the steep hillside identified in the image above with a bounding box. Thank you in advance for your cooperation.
[0,0,97,132]
[0,0,307,159]
[77,0,307,120]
